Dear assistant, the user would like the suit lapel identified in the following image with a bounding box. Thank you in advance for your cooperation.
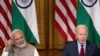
[75,40,80,56]
[86,41,91,56]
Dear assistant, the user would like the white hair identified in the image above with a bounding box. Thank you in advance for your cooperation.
[76,24,88,31]
[12,29,24,39]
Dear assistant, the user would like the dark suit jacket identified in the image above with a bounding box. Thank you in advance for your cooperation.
[63,40,98,56]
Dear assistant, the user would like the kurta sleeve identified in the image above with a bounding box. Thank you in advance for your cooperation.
[34,48,39,56]
[1,48,9,56]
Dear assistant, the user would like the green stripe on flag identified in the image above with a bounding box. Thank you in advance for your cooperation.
[12,1,38,45]
[77,0,100,45]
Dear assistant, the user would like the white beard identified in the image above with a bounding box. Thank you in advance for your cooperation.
[15,41,26,48]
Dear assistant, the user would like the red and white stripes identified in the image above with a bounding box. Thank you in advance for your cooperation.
[0,0,12,48]
[55,0,77,41]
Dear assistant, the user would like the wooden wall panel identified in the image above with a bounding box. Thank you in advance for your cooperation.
[36,0,46,49]
[33,0,65,49]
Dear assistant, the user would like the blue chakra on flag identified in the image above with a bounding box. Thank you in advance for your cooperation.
[81,0,97,7]
[15,0,33,9]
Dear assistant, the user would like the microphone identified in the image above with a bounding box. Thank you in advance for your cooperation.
[12,45,15,56]
[12,50,14,56]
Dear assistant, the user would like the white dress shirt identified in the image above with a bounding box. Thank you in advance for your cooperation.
[77,41,86,54]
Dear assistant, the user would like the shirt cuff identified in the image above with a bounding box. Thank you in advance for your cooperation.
[1,48,9,56]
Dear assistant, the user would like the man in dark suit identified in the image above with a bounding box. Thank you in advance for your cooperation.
[63,25,98,56]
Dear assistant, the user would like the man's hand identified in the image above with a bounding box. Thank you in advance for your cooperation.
[5,39,13,52]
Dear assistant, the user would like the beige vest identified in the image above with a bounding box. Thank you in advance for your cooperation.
[8,43,35,56]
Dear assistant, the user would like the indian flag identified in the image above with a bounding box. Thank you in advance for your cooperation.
[12,0,39,45]
[77,0,100,45]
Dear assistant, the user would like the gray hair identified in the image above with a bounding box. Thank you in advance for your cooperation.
[76,24,88,32]
[12,29,24,39]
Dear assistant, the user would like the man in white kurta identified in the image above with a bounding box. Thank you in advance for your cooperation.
[1,29,39,56]
[2,43,39,56]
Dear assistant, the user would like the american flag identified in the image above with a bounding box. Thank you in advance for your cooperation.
[0,0,12,48]
[55,0,77,41]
